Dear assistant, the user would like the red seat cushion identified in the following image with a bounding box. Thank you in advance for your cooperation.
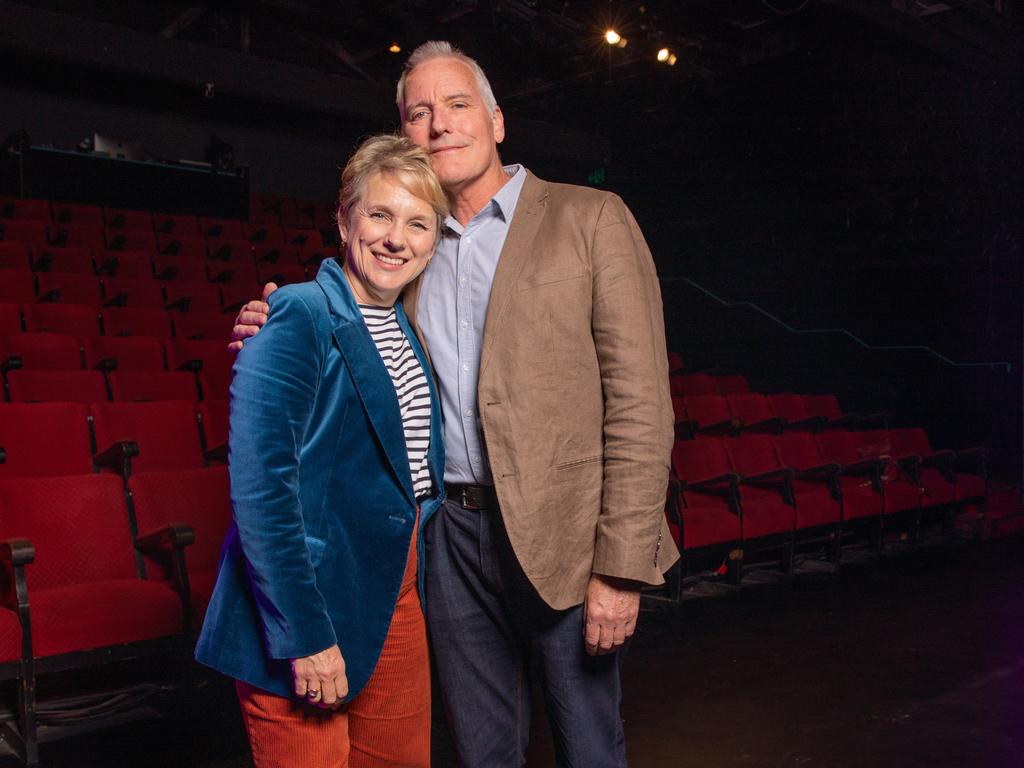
[26,580,182,658]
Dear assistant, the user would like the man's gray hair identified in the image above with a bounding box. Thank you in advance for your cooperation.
[395,41,498,118]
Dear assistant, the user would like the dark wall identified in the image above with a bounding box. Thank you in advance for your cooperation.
[608,8,1022,479]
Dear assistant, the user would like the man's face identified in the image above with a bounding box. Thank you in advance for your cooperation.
[401,58,505,196]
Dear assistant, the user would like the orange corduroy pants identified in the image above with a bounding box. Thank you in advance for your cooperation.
[236,527,430,768]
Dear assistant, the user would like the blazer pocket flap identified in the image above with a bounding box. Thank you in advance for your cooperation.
[518,268,584,290]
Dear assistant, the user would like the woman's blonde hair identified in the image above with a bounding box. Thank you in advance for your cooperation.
[337,134,448,242]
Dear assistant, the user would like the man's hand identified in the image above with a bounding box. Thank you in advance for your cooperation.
[291,643,347,709]
[583,574,641,656]
[228,282,278,353]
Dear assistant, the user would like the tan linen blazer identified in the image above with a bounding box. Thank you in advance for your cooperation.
[404,171,679,610]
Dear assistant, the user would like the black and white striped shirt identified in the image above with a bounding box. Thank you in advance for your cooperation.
[358,305,433,499]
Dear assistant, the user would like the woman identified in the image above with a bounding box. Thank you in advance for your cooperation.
[196,134,447,768]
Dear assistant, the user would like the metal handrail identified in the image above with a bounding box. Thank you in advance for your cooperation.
[662,276,1013,373]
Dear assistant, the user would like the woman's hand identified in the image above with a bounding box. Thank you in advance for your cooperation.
[292,644,348,709]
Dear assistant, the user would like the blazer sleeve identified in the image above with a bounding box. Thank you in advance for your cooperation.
[228,288,338,660]
[588,193,676,584]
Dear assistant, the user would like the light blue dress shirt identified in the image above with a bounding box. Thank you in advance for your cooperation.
[416,164,528,485]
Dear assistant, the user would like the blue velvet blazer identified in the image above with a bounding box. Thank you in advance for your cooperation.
[195,259,444,700]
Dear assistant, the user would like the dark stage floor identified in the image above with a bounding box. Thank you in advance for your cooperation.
[5,535,1022,768]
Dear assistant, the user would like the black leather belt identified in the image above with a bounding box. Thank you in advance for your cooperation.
[445,483,499,510]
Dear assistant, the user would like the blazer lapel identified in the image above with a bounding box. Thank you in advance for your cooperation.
[479,173,549,379]
[318,261,415,506]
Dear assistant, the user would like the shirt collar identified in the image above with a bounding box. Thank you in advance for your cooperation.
[443,164,528,234]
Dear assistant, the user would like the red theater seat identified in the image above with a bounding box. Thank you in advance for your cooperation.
[32,246,95,275]
[258,263,306,286]
[0,332,82,370]
[715,375,750,395]
[6,369,108,403]
[207,261,257,285]
[102,307,174,338]
[199,399,228,454]
[0,220,48,253]
[82,335,166,372]
[670,438,742,552]
[156,233,206,259]
[153,253,207,282]
[767,393,826,432]
[102,277,165,308]
[0,304,21,334]
[129,467,232,620]
[296,242,333,267]
[0,242,30,271]
[670,373,718,396]
[0,270,36,303]
[205,238,254,263]
[199,217,244,240]
[667,351,685,373]
[244,223,286,245]
[103,208,153,231]
[721,435,798,541]
[727,393,784,434]
[48,224,105,251]
[110,371,198,402]
[284,227,324,248]
[96,249,153,278]
[153,213,201,239]
[253,243,300,265]
[173,311,234,341]
[23,303,101,336]
[105,228,156,253]
[0,402,93,477]
[888,427,986,503]
[680,395,736,436]
[167,339,233,401]
[0,197,50,222]
[90,400,204,474]
[50,202,103,227]
[35,272,102,305]
[163,280,222,313]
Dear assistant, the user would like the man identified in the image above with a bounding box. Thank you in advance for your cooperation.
[232,41,677,767]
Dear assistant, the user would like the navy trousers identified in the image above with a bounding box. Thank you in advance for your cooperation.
[424,498,628,768]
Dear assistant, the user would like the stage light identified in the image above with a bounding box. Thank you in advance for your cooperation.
[657,48,669,62]
[605,29,621,45]
[657,48,677,65]
[389,43,401,53]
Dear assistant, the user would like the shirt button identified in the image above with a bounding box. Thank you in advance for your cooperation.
[460,320,468,329]
[472,455,480,463]
[465,236,472,244]
[463,409,473,417]
[462,363,469,372]
[459,276,467,285]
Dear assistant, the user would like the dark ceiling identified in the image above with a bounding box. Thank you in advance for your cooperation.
[5,0,1021,137]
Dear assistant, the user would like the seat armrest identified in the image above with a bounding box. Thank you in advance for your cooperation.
[687,472,740,490]
[204,443,228,463]
[93,440,140,479]
[0,446,5,465]
[93,357,119,373]
[674,420,698,441]
[177,358,204,373]
[0,538,35,567]
[1,356,23,374]
[841,457,883,493]
[136,523,196,550]
[741,467,796,504]
[103,293,128,308]
[740,417,785,435]
[165,297,192,312]
[826,414,860,430]
[37,289,61,303]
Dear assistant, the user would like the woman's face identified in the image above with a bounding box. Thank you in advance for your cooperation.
[339,172,438,306]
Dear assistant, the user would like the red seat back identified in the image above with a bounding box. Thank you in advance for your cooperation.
[35,272,102,305]
[0,332,82,370]
[0,475,137,592]
[101,307,173,337]
[670,374,718,396]
[0,269,36,303]
[90,401,204,473]
[7,370,108,403]
[0,403,93,477]
[24,303,101,335]
[802,394,844,420]
[110,371,198,402]
[772,432,826,471]
[767,393,809,422]
[81,335,166,372]
[727,394,774,425]
[681,395,731,428]
[715,375,750,395]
